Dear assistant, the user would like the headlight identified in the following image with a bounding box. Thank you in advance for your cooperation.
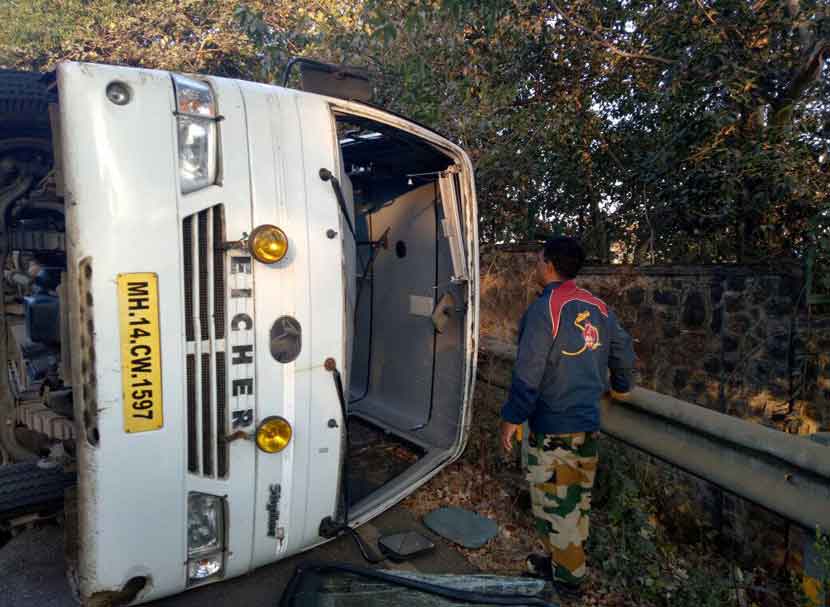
[187,493,225,582]
[249,224,289,264]
[256,416,293,453]
[187,493,223,556]
[188,556,222,581]
[173,74,218,194]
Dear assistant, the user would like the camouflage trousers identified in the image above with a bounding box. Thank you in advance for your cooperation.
[525,431,599,585]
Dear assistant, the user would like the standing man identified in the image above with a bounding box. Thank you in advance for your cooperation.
[500,236,635,598]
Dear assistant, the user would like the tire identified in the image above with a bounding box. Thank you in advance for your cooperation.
[0,462,75,522]
[0,69,53,137]
[0,70,56,465]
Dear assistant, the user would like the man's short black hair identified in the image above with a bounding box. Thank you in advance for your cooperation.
[542,236,585,279]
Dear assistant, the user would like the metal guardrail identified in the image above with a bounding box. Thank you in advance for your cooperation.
[480,338,830,531]
[601,388,830,531]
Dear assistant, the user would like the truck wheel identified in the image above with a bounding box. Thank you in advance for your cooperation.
[0,69,53,137]
[0,462,75,522]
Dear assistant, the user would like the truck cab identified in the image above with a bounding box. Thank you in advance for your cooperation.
[0,62,478,604]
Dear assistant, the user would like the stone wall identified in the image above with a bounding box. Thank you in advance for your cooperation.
[480,251,829,433]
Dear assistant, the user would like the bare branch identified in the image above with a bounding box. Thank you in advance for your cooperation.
[695,0,747,42]
[603,143,627,173]
[695,0,720,28]
[686,124,738,163]
[752,0,770,13]
[772,39,830,128]
[786,0,813,49]
[549,1,674,66]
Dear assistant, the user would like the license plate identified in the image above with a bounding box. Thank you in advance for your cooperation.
[118,273,163,433]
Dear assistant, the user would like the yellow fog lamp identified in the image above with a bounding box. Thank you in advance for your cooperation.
[255,416,292,453]
[248,224,289,264]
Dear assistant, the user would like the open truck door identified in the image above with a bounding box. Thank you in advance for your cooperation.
[0,61,478,605]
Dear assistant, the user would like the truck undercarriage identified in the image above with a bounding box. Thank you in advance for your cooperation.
[0,70,77,532]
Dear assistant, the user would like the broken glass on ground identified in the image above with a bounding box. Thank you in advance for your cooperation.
[280,562,559,607]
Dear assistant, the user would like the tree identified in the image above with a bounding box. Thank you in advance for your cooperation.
[1,0,827,265]
[0,0,261,76]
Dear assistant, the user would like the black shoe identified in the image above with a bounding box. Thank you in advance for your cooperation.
[526,554,584,600]
[525,553,552,579]
[552,580,583,601]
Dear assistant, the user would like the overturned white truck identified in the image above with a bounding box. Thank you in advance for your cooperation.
[0,62,478,604]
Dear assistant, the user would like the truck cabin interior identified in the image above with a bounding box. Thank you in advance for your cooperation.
[335,113,469,511]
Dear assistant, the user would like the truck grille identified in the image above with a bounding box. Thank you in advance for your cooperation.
[182,205,228,478]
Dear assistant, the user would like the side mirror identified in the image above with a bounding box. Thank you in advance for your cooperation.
[282,58,372,103]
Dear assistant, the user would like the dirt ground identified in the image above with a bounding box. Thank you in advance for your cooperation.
[347,418,423,506]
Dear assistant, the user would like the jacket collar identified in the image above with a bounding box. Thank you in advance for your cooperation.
[542,280,574,295]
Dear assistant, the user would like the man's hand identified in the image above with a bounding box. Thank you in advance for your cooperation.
[500,421,521,453]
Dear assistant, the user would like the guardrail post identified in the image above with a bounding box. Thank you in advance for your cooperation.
[804,538,827,606]
[805,433,830,607]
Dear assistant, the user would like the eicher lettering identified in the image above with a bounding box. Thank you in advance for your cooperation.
[230,256,255,428]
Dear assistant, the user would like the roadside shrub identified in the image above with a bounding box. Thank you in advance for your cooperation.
[590,438,733,606]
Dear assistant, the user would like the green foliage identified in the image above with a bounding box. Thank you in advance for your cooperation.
[591,439,817,607]
[234,0,830,263]
[589,439,734,605]
[812,528,830,605]
[0,1,261,76]
[0,0,827,266]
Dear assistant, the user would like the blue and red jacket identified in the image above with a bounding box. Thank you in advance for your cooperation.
[500,280,635,434]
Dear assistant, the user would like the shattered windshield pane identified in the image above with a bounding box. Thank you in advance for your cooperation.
[281,566,558,607]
